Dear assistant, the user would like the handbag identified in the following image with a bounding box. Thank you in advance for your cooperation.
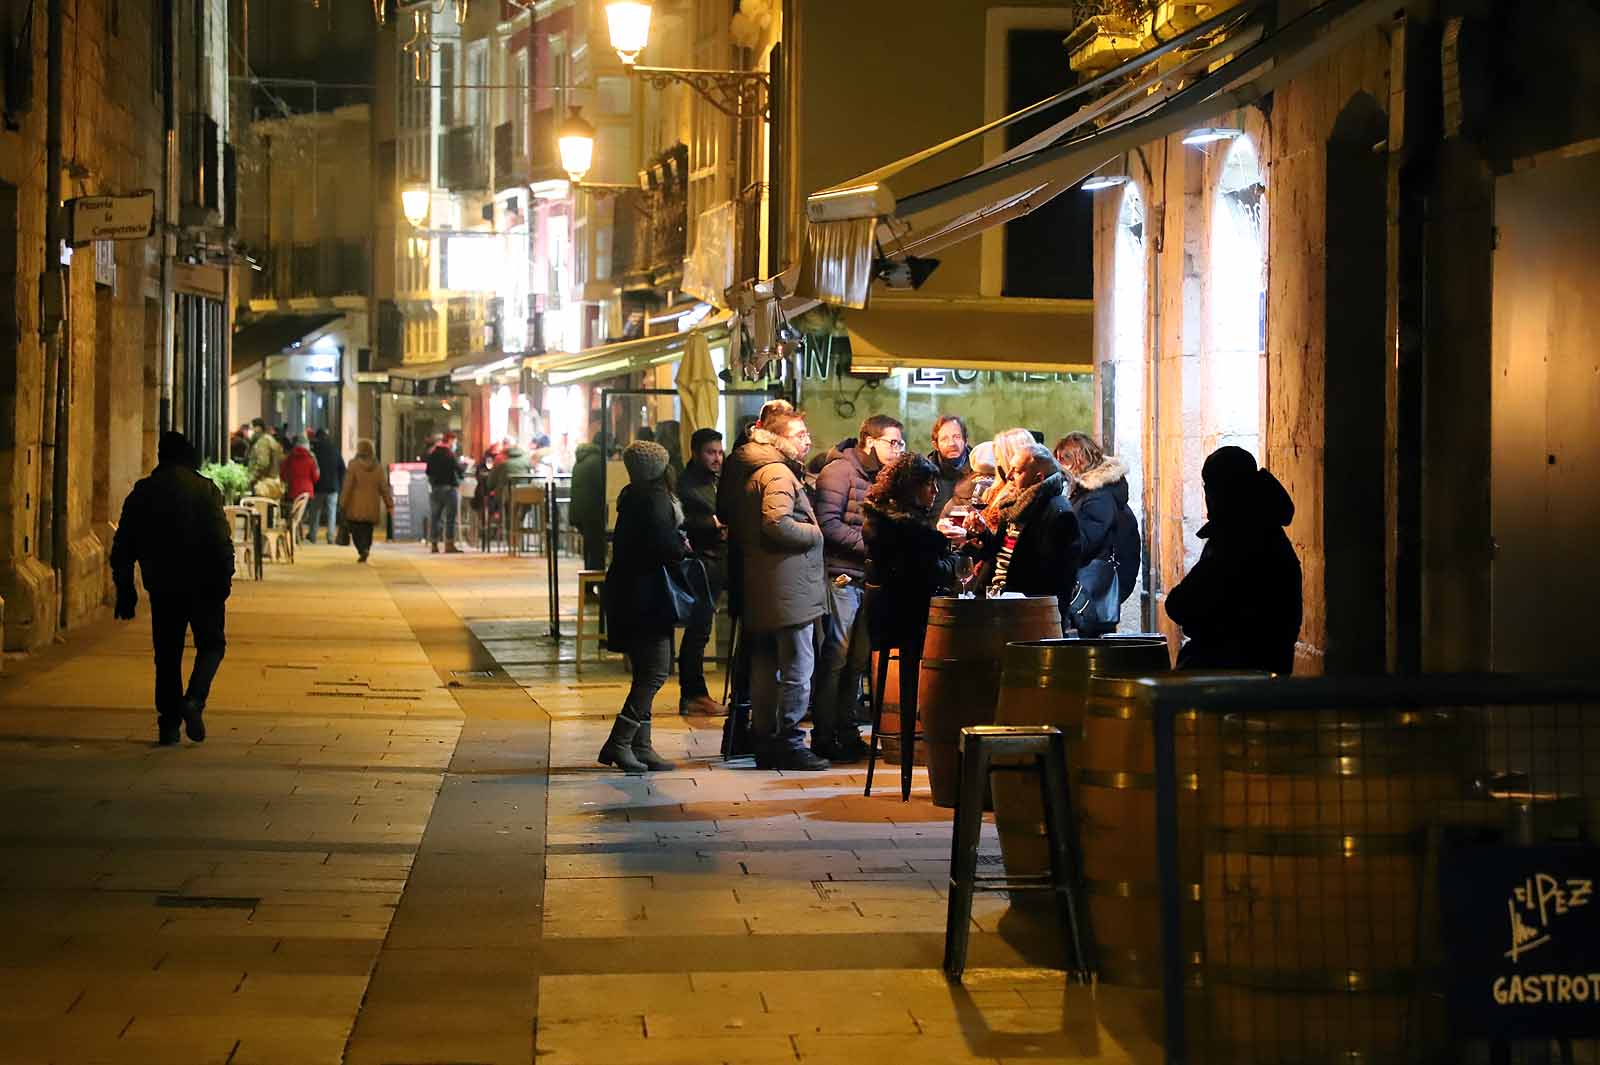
[335,519,351,546]
[658,557,713,628]
[1069,551,1121,632]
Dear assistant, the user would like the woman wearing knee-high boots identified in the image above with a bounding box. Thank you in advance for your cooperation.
[598,441,688,773]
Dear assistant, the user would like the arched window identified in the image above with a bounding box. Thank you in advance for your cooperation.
[1206,136,1266,463]
[1110,184,1148,624]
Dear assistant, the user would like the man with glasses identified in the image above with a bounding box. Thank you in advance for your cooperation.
[730,408,831,770]
[810,414,905,762]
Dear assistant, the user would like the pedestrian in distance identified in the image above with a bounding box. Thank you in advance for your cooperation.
[964,443,1082,632]
[425,432,464,553]
[110,431,234,746]
[598,441,689,774]
[729,407,832,771]
[280,435,320,512]
[863,453,960,740]
[1166,445,1302,674]
[928,414,977,516]
[340,439,393,563]
[246,417,283,489]
[229,425,251,465]
[677,428,728,717]
[1055,432,1142,636]
[569,437,607,572]
[308,428,345,544]
[810,414,906,763]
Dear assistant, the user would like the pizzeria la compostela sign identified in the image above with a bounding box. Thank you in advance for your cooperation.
[1441,845,1600,1038]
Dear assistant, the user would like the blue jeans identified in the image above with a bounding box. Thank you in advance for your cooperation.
[429,486,459,543]
[750,621,816,751]
[306,492,338,543]
[812,580,870,743]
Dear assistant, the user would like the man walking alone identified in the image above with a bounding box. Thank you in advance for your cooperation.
[110,431,235,746]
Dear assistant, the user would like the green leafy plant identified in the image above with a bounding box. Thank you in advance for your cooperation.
[200,461,252,505]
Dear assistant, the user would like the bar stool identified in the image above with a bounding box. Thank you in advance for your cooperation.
[574,570,607,670]
[863,648,917,801]
[942,724,1091,982]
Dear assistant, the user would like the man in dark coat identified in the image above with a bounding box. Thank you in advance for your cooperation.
[971,444,1083,633]
[676,428,727,716]
[307,429,345,544]
[810,414,904,762]
[928,414,978,516]
[1166,446,1302,674]
[110,431,235,745]
[424,433,464,553]
[569,439,607,571]
[729,408,830,771]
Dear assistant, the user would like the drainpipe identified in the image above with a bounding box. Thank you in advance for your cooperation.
[43,0,68,627]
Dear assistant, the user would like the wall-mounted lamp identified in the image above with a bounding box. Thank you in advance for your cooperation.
[602,0,769,119]
[605,1,652,65]
[1081,158,1130,191]
[401,185,431,227]
[557,109,596,184]
[1182,127,1243,147]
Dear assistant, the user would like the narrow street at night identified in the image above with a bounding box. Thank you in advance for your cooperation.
[0,547,1157,1065]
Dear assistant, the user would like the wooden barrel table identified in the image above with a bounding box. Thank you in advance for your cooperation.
[1079,673,1268,987]
[917,597,1062,807]
[1202,709,1467,1059]
[991,637,1172,879]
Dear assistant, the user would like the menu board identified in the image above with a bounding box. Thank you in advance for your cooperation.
[387,463,430,541]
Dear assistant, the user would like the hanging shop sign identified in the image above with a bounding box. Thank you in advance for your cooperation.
[1440,845,1600,1038]
[67,191,156,243]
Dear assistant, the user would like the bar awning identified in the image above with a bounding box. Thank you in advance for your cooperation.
[231,312,342,375]
[524,311,733,386]
[801,0,1395,308]
[845,297,1093,374]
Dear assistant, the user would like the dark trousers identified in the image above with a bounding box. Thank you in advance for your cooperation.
[348,520,375,558]
[676,561,724,701]
[579,520,607,571]
[624,633,675,724]
[428,486,458,543]
[150,595,227,722]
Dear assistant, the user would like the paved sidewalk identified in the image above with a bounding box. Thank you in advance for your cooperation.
[0,542,1161,1065]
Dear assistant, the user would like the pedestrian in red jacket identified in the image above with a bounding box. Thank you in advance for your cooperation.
[280,437,321,502]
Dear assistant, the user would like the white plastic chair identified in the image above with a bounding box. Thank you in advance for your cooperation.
[223,506,259,580]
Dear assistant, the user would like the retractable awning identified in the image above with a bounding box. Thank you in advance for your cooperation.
[845,296,1093,374]
[231,312,342,375]
[801,0,1396,309]
[524,312,733,386]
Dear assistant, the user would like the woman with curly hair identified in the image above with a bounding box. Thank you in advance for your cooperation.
[863,454,961,755]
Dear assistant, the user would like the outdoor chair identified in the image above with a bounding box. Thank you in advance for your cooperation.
[223,506,261,581]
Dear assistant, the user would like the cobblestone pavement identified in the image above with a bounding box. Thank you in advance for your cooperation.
[0,543,1161,1065]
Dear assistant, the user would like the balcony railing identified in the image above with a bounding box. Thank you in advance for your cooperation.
[261,239,371,301]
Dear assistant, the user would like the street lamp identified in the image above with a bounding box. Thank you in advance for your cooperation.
[401,185,430,227]
[557,109,596,184]
[602,0,770,120]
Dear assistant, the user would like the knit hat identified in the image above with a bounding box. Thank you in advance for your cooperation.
[622,440,669,484]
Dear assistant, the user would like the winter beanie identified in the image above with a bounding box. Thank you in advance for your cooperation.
[622,440,669,484]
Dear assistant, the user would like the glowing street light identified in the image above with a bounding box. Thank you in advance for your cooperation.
[401,185,430,227]
[1182,127,1243,147]
[605,2,653,65]
[557,109,596,184]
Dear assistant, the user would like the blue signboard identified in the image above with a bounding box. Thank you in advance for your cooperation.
[1439,846,1600,1038]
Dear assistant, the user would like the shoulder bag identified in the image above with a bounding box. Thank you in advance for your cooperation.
[1069,549,1121,632]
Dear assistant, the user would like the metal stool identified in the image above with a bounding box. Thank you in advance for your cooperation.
[575,570,607,670]
[864,648,916,801]
[942,724,1091,982]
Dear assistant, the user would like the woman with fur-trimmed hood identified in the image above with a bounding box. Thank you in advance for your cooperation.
[968,443,1082,632]
[1056,432,1142,634]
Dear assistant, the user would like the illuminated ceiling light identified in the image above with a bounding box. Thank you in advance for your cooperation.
[1080,174,1128,191]
[606,2,653,65]
[401,185,430,227]
[557,109,596,184]
[1182,127,1243,147]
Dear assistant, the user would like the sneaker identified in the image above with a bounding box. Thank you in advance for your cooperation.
[157,720,181,746]
[182,698,206,743]
[769,746,832,772]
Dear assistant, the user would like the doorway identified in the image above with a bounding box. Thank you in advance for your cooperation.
[1490,149,1600,671]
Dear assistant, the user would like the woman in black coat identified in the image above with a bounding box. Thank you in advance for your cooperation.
[863,454,960,754]
[600,441,689,773]
[966,444,1083,633]
[1165,445,1302,674]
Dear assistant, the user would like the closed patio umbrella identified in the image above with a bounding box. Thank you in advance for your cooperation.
[676,331,720,460]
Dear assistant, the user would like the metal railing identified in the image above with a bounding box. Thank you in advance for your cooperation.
[262,240,370,301]
[1137,673,1600,1064]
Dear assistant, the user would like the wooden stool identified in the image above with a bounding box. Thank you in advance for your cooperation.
[864,648,917,801]
[575,570,607,669]
[942,724,1090,982]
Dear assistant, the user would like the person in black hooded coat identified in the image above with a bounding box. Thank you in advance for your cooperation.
[863,454,960,658]
[1165,445,1302,674]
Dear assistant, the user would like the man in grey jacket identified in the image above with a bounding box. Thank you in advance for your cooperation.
[810,414,904,762]
[728,408,831,771]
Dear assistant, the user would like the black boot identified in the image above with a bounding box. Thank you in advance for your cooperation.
[598,715,649,774]
[181,697,206,743]
[631,722,676,772]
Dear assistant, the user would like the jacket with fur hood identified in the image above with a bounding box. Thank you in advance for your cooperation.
[1068,456,1141,603]
[729,428,826,632]
[814,439,881,579]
